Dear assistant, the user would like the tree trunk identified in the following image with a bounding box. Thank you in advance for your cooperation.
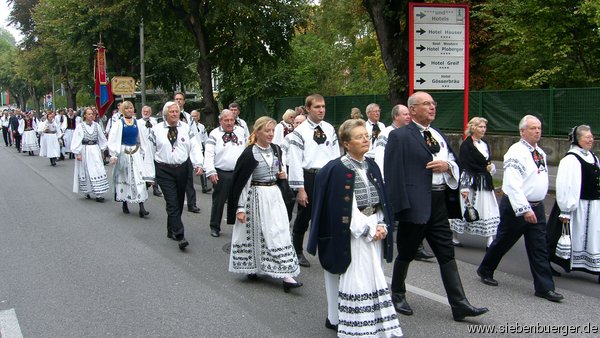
[364,0,416,105]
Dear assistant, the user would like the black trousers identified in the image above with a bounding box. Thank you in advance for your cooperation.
[209,169,233,231]
[185,161,197,207]
[2,127,10,146]
[13,132,21,151]
[391,190,455,293]
[292,170,316,253]
[479,195,555,292]
[155,160,189,240]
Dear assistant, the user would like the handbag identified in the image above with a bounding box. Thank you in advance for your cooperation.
[555,222,571,259]
[274,146,295,219]
[463,196,480,222]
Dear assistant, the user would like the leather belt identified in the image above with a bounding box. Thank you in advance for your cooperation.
[251,181,277,187]
[358,206,378,216]
[83,140,97,145]
[432,184,446,191]
[44,131,57,134]
[528,201,542,207]
[304,168,320,174]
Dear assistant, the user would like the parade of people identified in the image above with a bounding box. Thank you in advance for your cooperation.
[2,2,599,334]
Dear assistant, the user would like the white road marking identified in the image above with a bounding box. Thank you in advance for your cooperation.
[0,309,24,338]
[385,276,450,305]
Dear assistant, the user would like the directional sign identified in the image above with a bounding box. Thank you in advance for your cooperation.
[409,4,468,91]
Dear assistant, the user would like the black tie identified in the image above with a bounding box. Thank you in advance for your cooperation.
[313,125,326,145]
[371,123,381,143]
[532,149,545,172]
[168,126,178,147]
[423,129,440,154]
[180,113,187,123]
[145,119,152,129]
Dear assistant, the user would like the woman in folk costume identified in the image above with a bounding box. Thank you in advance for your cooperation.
[226,116,302,293]
[451,117,500,249]
[107,101,153,217]
[548,125,600,283]
[71,107,110,202]
[21,111,40,156]
[37,110,63,166]
[307,119,402,338]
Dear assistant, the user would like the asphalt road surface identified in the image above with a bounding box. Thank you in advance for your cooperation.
[0,146,598,337]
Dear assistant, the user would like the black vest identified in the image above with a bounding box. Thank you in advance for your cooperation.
[569,153,600,200]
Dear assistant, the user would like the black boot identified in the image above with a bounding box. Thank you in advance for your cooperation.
[415,243,435,261]
[152,185,163,197]
[292,232,310,267]
[122,202,129,214]
[440,260,489,321]
[201,175,211,193]
[391,259,413,315]
[139,202,149,218]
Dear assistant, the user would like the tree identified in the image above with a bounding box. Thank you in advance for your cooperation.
[163,0,308,123]
[362,0,413,105]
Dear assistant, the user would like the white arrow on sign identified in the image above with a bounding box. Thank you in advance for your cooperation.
[414,8,466,25]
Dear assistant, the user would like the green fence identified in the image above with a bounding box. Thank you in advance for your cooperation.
[244,88,600,136]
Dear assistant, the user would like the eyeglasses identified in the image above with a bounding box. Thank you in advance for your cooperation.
[412,101,437,107]
[351,133,370,141]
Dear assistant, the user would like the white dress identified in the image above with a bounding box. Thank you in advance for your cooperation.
[337,161,402,338]
[229,145,300,278]
[107,118,152,203]
[451,140,500,237]
[71,122,110,197]
[63,115,81,153]
[556,146,600,272]
[21,118,39,152]
[37,119,62,158]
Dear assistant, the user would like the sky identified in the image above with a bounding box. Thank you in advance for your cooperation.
[1,0,23,44]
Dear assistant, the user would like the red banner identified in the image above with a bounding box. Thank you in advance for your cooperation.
[94,44,114,118]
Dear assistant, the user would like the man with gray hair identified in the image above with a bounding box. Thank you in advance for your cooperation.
[365,103,385,158]
[204,109,246,237]
[478,115,564,302]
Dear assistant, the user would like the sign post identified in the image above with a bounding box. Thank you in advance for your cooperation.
[409,3,469,135]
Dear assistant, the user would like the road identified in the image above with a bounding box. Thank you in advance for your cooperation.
[0,146,598,337]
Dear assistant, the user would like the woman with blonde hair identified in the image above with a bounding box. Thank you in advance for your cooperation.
[273,109,296,146]
[226,116,302,292]
[451,117,499,249]
[107,101,154,217]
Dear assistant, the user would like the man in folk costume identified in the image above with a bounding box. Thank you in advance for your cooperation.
[138,105,163,197]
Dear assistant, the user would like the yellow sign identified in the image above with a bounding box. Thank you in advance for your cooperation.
[111,76,136,95]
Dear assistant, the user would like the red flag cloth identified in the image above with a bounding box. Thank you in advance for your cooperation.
[94,45,114,118]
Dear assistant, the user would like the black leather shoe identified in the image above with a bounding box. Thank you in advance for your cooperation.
[188,206,201,213]
[391,293,413,316]
[325,318,338,331]
[414,245,435,261]
[477,270,498,286]
[297,253,310,267]
[451,303,489,321]
[178,238,189,250]
[535,290,564,302]
[153,187,163,197]
[95,197,104,202]
[85,194,91,199]
[167,232,177,240]
[122,202,129,214]
[282,280,303,293]
[210,229,220,238]
[202,188,212,193]
[247,273,258,280]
